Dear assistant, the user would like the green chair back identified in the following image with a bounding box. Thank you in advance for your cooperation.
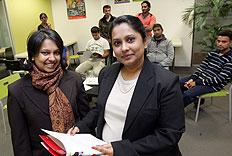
[0,73,21,100]
[195,84,232,122]
[200,89,228,98]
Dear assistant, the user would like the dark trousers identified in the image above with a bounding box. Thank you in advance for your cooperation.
[107,44,116,66]
[180,77,215,107]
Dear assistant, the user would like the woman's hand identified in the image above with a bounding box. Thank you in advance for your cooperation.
[92,143,113,156]
[67,126,80,136]
[47,23,51,29]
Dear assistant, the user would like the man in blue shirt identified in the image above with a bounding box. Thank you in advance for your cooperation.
[180,30,232,107]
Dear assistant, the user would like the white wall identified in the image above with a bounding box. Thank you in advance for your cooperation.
[51,0,103,51]
[52,0,194,66]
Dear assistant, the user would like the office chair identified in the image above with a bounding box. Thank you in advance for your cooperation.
[195,83,232,122]
[4,47,14,60]
[0,73,21,133]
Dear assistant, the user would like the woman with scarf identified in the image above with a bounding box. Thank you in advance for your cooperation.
[7,29,90,156]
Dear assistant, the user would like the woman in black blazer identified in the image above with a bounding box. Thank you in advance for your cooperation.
[69,15,185,156]
[7,29,90,156]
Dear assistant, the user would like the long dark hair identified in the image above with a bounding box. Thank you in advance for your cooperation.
[26,29,66,70]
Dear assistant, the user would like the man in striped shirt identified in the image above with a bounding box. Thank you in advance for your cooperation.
[180,30,232,107]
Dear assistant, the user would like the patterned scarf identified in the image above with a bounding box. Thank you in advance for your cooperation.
[30,65,75,133]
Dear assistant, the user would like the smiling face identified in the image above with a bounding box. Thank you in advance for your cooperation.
[40,14,48,24]
[111,23,147,68]
[141,3,150,14]
[33,39,61,73]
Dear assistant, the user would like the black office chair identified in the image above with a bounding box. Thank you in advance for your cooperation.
[4,60,22,71]
[4,47,14,60]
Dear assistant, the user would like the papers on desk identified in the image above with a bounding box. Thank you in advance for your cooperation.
[40,129,106,156]
[83,77,98,85]
[84,84,92,91]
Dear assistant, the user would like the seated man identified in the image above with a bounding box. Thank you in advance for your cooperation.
[75,26,110,77]
[146,23,174,70]
[180,30,232,107]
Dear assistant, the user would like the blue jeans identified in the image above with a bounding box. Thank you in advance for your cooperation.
[180,77,215,107]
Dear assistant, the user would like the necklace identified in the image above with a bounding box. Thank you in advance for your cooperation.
[117,72,138,94]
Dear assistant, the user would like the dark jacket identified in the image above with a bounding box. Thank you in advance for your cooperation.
[77,57,185,156]
[7,70,90,156]
[99,15,116,41]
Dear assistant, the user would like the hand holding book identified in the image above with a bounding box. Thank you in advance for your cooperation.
[67,126,80,136]
[67,126,114,156]
[40,129,107,156]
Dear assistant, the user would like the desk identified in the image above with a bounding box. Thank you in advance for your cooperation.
[64,41,77,55]
[0,48,6,54]
[64,41,78,64]
[172,38,182,48]
[15,52,28,59]
[171,38,182,70]
[86,85,99,97]
[0,47,9,55]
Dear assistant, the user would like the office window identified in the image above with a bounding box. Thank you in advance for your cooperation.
[0,0,12,48]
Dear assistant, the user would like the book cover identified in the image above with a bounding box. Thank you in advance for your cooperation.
[40,129,106,156]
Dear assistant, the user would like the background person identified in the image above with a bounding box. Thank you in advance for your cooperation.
[147,23,174,70]
[99,5,116,42]
[180,30,232,107]
[69,15,185,156]
[99,5,117,65]
[37,13,51,30]
[7,29,90,156]
[75,26,110,77]
[136,1,156,38]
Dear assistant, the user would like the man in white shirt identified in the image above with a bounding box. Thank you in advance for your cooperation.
[75,26,110,77]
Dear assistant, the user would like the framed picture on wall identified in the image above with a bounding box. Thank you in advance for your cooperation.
[66,0,86,20]
[114,0,130,4]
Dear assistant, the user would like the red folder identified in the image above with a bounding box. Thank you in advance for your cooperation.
[39,135,66,156]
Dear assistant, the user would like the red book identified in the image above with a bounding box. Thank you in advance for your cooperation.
[39,135,66,156]
[40,129,106,156]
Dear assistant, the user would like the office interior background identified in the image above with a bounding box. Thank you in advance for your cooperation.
[0,0,232,156]
[0,0,193,67]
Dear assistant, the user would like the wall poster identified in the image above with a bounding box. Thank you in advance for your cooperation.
[66,0,86,19]
[114,0,130,4]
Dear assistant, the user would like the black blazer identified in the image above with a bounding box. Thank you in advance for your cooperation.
[7,70,90,156]
[77,58,185,156]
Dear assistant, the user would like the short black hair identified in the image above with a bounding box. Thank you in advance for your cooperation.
[27,29,66,70]
[39,13,47,19]
[217,30,232,40]
[141,1,151,8]
[103,5,111,11]
[153,23,163,31]
[91,26,100,33]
